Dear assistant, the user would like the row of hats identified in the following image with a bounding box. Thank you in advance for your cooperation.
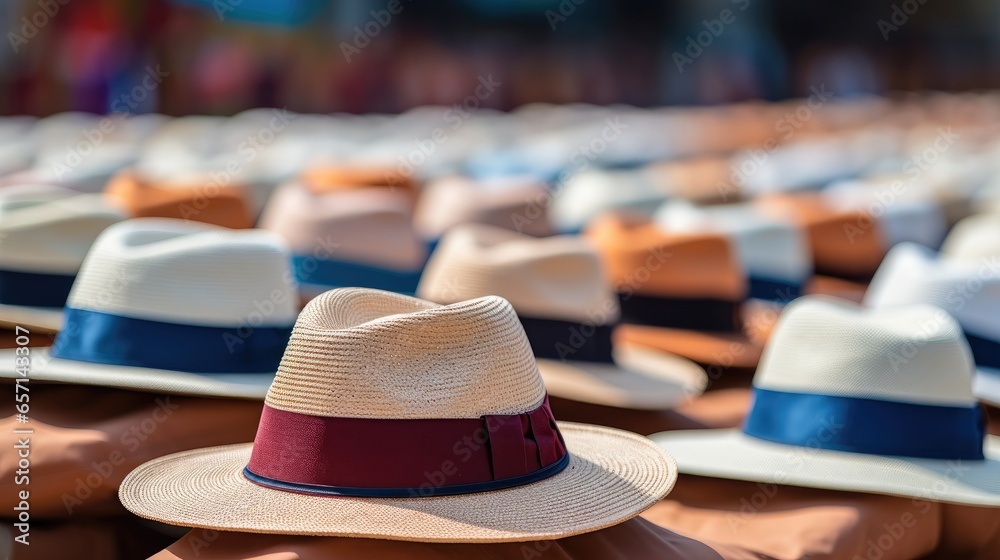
[2,230,998,542]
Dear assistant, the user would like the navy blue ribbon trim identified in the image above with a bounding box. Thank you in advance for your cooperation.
[51,307,292,374]
[518,316,615,364]
[0,269,76,308]
[242,452,571,498]
[293,255,423,295]
[748,276,802,303]
[744,387,985,460]
[965,331,1000,370]
[617,292,741,332]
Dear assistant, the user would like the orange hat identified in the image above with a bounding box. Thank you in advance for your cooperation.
[586,212,773,369]
[298,165,415,194]
[104,171,254,229]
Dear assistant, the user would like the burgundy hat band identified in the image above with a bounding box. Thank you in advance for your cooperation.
[244,396,569,498]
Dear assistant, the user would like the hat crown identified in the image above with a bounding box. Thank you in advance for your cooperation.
[266,288,545,419]
[756,296,976,406]
[865,243,1000,338]
[418,224,618,324]
[941,214,1000,262]
[68,218,298,327]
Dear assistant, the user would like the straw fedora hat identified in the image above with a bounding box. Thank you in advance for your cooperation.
[549,168,669,234]
[585,212,772,368]
[417,224,707,410]
[940,213,1000,262]
[118,288,677,542]
[655,200,812,303]
[104,170,255,229]
[865,242,1000,407]
[0,218,298,398]
[414,175,554,242]
[0,185,125,332]
[260,182,427,297]
[651,296,1000,506]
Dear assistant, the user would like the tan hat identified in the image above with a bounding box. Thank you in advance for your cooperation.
[119,288,676,542]
[259,182,427,297]
[417,224,707,410]
[104,170,255,230]
[415,175,554,241]
[585,213,774,368]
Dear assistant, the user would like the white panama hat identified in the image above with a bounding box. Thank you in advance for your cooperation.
[0,218,298,399]
[417,223,707,409]
[655,200,812,303]
[940,213,1000,263]
[865,242,1000,407]
[651,296,1000,506]
[0,185,125,332]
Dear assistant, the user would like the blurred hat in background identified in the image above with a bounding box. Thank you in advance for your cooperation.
[0,185,125,332]
[104,170,255,230]
[418,223,707,409]
[651,296,1000,506]
[0,218,298,398]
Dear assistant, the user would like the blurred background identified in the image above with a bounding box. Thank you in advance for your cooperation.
[3,0,1000,116]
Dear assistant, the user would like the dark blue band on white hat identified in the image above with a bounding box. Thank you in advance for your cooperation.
[518,316,615,364]
[747,276,803,303]
[617,292,741,332]
[965,331,1000,370]
[293,255,423,295]
[0,268,76,308]
[51,307,293,374]
[744,387,985,460]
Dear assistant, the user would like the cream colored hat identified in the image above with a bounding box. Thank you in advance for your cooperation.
[414,175,554,241]
[417,224,707,409]
[549,167,669,233]
[119,288,677,542]
[940,213,1000,263]
[865,242,1000,406]
[260,182,427,297]
[0,185,125,331]
[655,200,812,302]
[0,218,298,398]
[651,296,1000,506]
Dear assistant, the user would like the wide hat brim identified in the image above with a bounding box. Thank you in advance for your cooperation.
[0,348,273,399]
[119,422,677,542]
[536,345,707,410]
[0,303,63,333]
[651,429,1000,507]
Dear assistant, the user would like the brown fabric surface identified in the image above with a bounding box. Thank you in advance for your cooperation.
[146,518,737,560]
[6,515,176,560]
[0,328,56,349]
[615,325,764,369]
[643,474,1000,560]
[805,274,869,303]
[550,388,752,436]
[104,171,254,229]
[0,385,262,519]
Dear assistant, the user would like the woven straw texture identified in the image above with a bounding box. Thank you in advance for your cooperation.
[120,423,677,542]
[266,289,544,418]
[68,218,298,327]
